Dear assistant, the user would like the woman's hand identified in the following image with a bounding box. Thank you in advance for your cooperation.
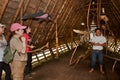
[21,37,26,53]
[21,37,26,42]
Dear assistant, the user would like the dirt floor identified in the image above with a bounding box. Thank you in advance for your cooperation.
[24,51,120,80]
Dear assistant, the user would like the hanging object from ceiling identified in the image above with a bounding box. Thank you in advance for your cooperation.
[73,29,88,35]
[100,8,109,22]
[21,10,52,23]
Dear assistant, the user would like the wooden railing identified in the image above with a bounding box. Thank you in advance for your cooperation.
[31,42,75,67]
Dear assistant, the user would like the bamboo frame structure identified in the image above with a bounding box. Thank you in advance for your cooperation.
[0,0,120,73]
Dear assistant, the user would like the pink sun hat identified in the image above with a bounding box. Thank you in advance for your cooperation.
[10,23,26,32]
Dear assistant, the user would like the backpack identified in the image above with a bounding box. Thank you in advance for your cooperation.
[3,46,16,64]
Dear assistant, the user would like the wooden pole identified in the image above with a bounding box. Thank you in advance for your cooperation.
[20,1,24,24]
[42,51,48,61]
[57,0,73,34]
[0,0,9,21]
[50,0,68,39]
[23,0,30,14]
[69,39,81,65]
[97,0,101,27]
[6,0,24,40]
[11,0,24,23]
[87,0,92,33]
[49,47,55,59]
[99,0,101,27]
[55,22,59,59]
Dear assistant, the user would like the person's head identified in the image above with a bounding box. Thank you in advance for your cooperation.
[95,28,102,36]
[0,23,6,35]
[24,26,31,34]
[10,23,26,37]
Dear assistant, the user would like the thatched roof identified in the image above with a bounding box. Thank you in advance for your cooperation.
[0,0,120,48]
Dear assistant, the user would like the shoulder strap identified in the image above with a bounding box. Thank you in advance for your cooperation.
[13,50,21,56]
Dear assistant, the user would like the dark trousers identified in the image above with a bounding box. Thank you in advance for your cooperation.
[25,53,32,75]
[0,62,11,80]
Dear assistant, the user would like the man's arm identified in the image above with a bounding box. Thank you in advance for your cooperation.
[90,42,106,46]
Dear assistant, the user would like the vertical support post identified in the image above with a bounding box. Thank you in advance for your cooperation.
[49,47,55,59]
[42,51,48,61]
[71,26,73,49]
[55,22,59,59]
[86,0,92,40]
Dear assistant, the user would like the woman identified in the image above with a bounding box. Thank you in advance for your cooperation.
[10,23,27,80]
[23,26,34,77]
[0,23,11,80]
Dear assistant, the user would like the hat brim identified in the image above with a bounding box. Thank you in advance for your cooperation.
[10,26,26,32]
[20,26,26,30]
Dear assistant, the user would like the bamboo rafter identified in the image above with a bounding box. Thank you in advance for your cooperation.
[0,0,9,21]
[57,0,73,33]
[27,0,42,26]
[11,0,24,23]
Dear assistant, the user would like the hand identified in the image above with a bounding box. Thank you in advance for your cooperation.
[94,43,101,46]
[45,42,49,48]
[30,45,34,49]
[21,37,26,42]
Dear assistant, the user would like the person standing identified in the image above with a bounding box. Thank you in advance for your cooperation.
[23,26,34,77]
[10,23,27,80]
[89,28,106,74]
[0,23,11,80]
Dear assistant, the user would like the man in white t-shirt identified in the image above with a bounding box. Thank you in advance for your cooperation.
[89,28,106,74]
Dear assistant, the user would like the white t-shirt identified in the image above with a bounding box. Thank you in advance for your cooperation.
[90,35,106,50]
[0,35,7,61]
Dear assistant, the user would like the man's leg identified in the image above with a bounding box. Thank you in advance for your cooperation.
[98,51,104,74]
[89,50,97,73]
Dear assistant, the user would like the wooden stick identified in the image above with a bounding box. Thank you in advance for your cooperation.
[49,47,55,59]
[50,0,69,39]
[42,51,48,61]
[20,1,24,24]
[112,60,117,72]
[104,55,120,61]
[55,22,59,59]
[69,39,81,65]
[86,0,92,33]
[0,0,9,21]
[23,0,30,14]
[11,0,24,23]
[31,42,49,53]
[57,0,73,34]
